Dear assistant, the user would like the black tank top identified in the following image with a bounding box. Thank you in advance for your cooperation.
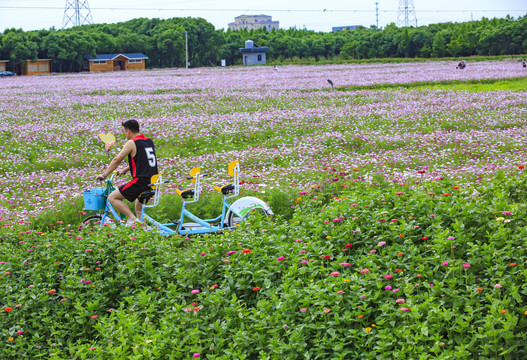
[128,135,158,179]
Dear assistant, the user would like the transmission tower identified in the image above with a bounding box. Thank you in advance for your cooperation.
[62,0,93,29]
[375,2,379,28]
[397,0,417,27]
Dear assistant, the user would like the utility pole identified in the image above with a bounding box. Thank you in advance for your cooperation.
[62,0,93,29]
[375,2,379,29]
[185,31,189,69]
[397,0,417,28]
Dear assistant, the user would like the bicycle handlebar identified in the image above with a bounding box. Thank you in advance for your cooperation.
[186,174,208,180]
[148,180,169,187]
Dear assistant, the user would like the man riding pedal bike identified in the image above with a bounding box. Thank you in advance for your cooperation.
[96,119,158,225]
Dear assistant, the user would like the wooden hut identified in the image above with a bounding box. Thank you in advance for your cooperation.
[22,59,51,76]
[86,53,148,72]
[0,60,8,72]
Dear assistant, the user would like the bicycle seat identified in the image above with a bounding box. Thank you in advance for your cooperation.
[175,188,194,199]
[214,183,234,195]
[138,189,156,203]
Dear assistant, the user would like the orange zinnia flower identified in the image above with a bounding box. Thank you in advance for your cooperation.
[442,193,450,197]
[417,274,422,278]
[252,287,261,291]
[475,288,483,291]
[358,315,364,319]
[48,290,56,294]
[500,310,507,314]
[509,263,517,267]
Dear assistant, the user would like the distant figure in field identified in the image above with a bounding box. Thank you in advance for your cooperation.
[523,59,526,68]
[273,65,280,72]
[456,60,466,69]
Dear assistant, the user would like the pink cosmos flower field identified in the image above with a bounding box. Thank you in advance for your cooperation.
[0,59,526,219]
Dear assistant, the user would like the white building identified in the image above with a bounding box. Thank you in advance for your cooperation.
[229,15,279,31]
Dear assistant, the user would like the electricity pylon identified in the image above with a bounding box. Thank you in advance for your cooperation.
[62,0,93,28]
[397,0,417,27]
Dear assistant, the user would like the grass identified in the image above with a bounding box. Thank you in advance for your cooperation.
[336,76,527,92]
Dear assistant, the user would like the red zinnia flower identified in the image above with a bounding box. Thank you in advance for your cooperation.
[4,307,13,312]
[500,310,507,314]
[48,290,56,294]
[252,287,261,291]
[442,193,450,197]
[91,315,98,319]
[323,255,331,259]
[518,165,525,170]
[193,307,200,311]
[242,249,251,254]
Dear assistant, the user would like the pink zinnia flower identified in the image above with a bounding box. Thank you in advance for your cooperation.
[324,309,331,313]
[193,353,200,358]
[494,284,502,288]
[395,299,405,303]
[400,307,410,311]
[383,274,393,280]
[191,290,200,294]
[442,262,449,267]
[300,308,307,312]
[462,264,471,269]
[277,256,285,261]
[336,290,344,294]
[360,268,369,274]
[385,285,392,290]
[370,249,377,253]
[340,262,351,267]
[378,241,386,246]
[330,272,340,277]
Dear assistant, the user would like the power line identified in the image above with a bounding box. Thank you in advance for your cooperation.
[0,5,525,13]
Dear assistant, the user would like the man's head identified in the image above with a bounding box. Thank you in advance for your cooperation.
[121,119,140,140]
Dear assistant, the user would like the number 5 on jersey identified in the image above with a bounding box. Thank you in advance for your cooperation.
[145,147,156,167]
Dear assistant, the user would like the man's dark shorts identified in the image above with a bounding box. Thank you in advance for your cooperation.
[119,177,151,202]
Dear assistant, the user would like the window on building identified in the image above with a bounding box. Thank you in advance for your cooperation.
[257,54,262,61]
[28,65,38,72]
[93,60,107,65]
[128,59,142,63]
[38,64,49,72]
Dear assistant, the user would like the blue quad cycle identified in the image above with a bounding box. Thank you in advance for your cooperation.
[82,160,273,236]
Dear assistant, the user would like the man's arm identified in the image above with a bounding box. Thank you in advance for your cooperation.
[96,141,135,181]
[117,166,130,176]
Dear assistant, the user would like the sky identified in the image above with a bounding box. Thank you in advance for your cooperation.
[0,0,526,32]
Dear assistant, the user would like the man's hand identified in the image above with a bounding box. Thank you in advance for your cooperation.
[96,174,106,182]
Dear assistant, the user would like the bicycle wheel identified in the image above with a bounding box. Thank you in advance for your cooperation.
[226,207,271,227]
[81,215,102,226]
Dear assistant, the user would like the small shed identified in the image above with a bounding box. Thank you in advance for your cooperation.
[239,40,270,66]
[23,59,51,76]
[0,60,8,72]
[86,53,148,72]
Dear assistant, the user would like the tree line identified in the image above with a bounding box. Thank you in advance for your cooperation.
[0,14,526,72]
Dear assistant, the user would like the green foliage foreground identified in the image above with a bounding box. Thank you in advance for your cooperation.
[1,175,527,359]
